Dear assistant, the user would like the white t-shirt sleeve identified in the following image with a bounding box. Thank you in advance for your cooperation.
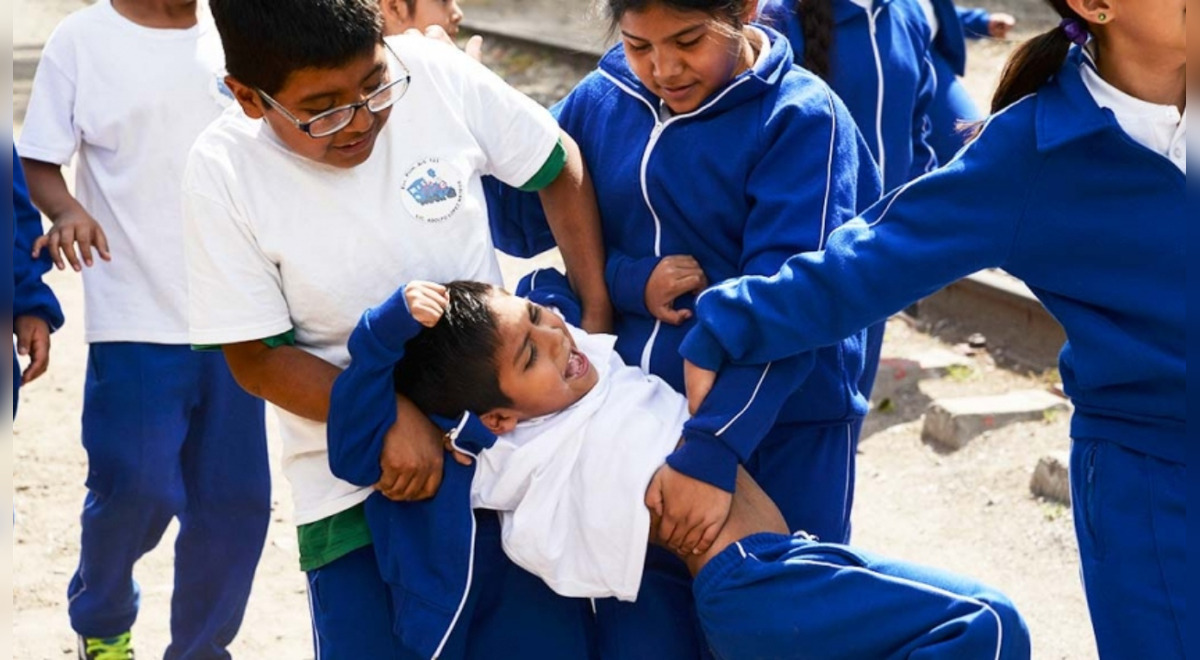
[450,48,562,188]
[18,38,81,165]
[183,154,293,345]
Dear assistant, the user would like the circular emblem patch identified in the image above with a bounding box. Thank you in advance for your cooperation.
[401,158,465,223]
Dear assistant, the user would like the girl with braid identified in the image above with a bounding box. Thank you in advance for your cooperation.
[758,0,937,192]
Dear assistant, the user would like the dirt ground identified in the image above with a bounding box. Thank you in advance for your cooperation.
[12,1,1098,658]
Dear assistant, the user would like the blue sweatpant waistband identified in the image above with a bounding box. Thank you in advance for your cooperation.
[693,532,803,596]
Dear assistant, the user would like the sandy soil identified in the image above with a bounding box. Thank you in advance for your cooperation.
[12,1,1098,658]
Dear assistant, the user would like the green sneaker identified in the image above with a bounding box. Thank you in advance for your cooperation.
[77,632,135,660]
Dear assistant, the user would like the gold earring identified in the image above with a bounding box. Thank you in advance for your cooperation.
[1097,12,1107,21]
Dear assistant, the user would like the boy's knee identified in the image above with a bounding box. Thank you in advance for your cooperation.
[973,588,1031,658]
[87,470,187,520]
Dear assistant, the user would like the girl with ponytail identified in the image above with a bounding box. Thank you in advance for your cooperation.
[685,1,1186,658]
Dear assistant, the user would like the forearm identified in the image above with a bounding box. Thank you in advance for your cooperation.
[329,295,425,486]
[222,342,341,422]
[956,7,992,38]
[537,132,612,326]
[20,158,85,222]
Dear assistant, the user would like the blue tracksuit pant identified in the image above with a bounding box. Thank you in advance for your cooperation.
[318,510,597,659]
[927,50,984,165]
[67,343,269,660]
[695,533,1031,660]
[306,545,419,659]
[1070,438,1185,659]
[594,422,860,660]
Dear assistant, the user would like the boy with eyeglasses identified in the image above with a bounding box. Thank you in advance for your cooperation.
[185,0,611,657]
[18,2,270,658]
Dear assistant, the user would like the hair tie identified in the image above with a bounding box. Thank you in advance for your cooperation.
[1059,18,1089,45]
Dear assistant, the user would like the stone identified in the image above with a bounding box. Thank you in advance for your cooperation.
[1031,451,1071,504]
[871,358,922,402]
[910,347,974,379]
[922,390,1071,449]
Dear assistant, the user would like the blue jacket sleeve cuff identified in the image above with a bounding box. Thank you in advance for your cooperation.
[364,285,425,355]
[606,254,660,317]
[958,8,991,38]
[14,302,65,333]
[666,435,739,493]
[679,325,727,372]
[516,268,583,326]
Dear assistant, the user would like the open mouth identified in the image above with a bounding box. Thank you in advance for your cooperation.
[564,348,590,380]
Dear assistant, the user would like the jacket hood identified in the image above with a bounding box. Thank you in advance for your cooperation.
[597,23,796,118]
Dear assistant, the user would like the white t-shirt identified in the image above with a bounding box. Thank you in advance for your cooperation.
[18,0,229,344]
[472,329,687,601]
[182,34,561,525]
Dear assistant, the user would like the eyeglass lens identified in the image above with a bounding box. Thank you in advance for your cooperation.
[306,66,409,138]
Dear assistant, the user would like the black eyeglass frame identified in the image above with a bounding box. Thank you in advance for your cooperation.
[255,43,411,139]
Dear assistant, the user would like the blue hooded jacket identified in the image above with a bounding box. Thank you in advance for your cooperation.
[11,148,64,412]
[683,47,1186,465]
[759,0,937,191]
[489,27,882,492]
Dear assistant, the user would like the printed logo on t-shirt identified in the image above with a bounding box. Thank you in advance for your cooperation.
[402,159,465,223]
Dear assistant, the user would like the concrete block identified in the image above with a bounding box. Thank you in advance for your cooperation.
[922,390,1071,449]
[910,348,974,379]
[1030,451,1071,504]
[871,358,922,402]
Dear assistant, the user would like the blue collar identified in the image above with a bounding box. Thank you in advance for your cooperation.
[597,24,795,117]
[832,0,896,23]
[1035,46,1121,152]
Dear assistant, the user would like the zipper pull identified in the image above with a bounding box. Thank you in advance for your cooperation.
[447,411,471,445]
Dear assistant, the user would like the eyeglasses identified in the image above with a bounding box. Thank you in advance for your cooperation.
[256,44,411,139]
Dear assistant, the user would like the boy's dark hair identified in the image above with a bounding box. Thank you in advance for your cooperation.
[394,281,514,418]
[606,0,748,35]
[210,0,384,95]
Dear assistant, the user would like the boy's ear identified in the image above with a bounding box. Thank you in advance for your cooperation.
[380,0,411,35]
[224,75,267,120]
[479,410,519,435]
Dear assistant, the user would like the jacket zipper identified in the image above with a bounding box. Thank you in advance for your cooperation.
[638,121,667,373]
[432,413,479,659]
[865,4,887,180]
[598,70,753,374]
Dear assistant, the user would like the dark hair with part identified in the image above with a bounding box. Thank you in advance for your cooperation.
[393,281,514,418]
[605,0,748,33]
[991,0,1083,112]
[210,0,383,95]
